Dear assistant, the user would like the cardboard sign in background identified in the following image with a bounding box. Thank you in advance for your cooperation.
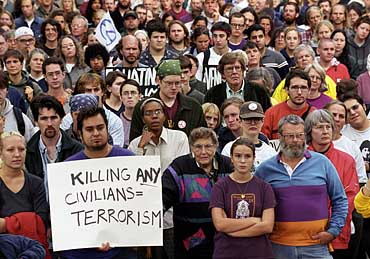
[47,156,163,251]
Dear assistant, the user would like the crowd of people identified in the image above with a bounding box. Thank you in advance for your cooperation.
[0,0,370,258]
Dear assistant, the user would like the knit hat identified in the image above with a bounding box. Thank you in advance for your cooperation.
[156,59,182,78]
[240,101,264,119]
[15,27,34,39]
[70,94,99,112]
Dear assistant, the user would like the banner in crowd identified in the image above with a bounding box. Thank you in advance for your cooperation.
[269,139,280,152]
[106,67,158,97]
[48,156,163,251]
[201,65,222,90]
[95,12,121,52]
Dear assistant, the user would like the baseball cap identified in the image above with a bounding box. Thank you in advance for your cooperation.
[15,27,34,39]
[240,101,264,119]
[124,10,138,20]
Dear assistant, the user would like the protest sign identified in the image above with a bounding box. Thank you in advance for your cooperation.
[269,139,281,152]
[47,156,162,251]
[202,65,223,90]
[105,67,158,97]
[95,12,121,52]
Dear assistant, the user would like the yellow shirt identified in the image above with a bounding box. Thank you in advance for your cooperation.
[354,187,370,218]
[272,75,337,103]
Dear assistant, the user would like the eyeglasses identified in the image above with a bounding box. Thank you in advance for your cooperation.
[122,90,139,96]
[18,38,34,44]
[224,65,243,73]
[281,132,305,140]
[46,70,63,78]
[192,143,215,152]
[143,109,163,117]
[162,80,181,88]
[289,85,309,91]
[230,23,244,29]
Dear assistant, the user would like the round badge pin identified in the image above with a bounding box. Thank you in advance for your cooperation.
[248,103,258,111]
[178,120,186,129]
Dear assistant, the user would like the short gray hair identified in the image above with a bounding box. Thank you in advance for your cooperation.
[278,114,305,135]
[189,127,219,147]
[304,109,335,144]
[294,44,315,64]
[304,61,327,92]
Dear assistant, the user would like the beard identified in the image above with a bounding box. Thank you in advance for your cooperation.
[284,16,296,25]
[118,1,130,9]
[280,141,306,158]
[44,127,57,138]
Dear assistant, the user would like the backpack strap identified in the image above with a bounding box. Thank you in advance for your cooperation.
[13,106,25,136]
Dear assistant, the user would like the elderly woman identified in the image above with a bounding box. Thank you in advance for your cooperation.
[304,62,332,108]
[162,127,233,259]
[0,132,50,258]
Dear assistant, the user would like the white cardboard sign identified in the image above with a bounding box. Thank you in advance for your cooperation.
[47,156,163,251]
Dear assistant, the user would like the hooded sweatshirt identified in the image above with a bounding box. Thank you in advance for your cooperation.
[6,71,43,104]
[347,36,370,79]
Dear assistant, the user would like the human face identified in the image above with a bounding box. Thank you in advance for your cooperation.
[317,25,332,40]
[108,76,125,98]
[61,38,76,58]
[45,23,58,42]
[124,17,139,31]
[318,41,335,63]
[285,30,300,51]
[349,9,360,27]
[89,56,105,73]
[246,47,261,67]
[120,84,140,108]
[205,112,218,129]
[243,12,255,29]
[260,18,271,35]
[5,57,22,76]
[212,30,228,50]
[21,0,34,18]
[250,30,265,50]
[36,108,62,139]
[231,144,254,174]
[142,101,165,131]
[230,17,245,38]
[311,122,333,147]
[286,77,309,106]
[255,0,267,13]
[0,13,12,27]
[331,5,345,25]
[135,33,148,50]
[355,22,370,41]
[332,32,345,56]
[195,34,210,53]
[71,18,87,38]
[241,117,263,137]
[173,0,184,8]
[296,49,314,69]
[63,0,73,12]
[308,68,322,91]
[164,16,174,29]
[80,114,109,151]
[191,138,217,168]
[283,4,298,24]
[191,0,202,11]
[146,10,154,22]
[6,36,16,50]
[180,68,191,86]
[344,98,368,130]
[275,32,285,51]
[87,33,98,46]
[45,63,65,89]
[91,0,101,10]
[159,75,182,99]
[30,53,44,73]
[327,104,346,132]
[204,0,218,17]
[188,58,197,77]
[0,36,8,56]
[319,1,331,18]
[104,0,116,11]
[136,7,147,24]
[118,0,130,9]
[54,15,66,30]
[84,83,104,101]
[279,123,306,158]
[160,0,172,11]
[122,37,140,64]
[223,61,243,87]
[149,32,166,51]
[308,10,322,28]
[169,24,185,44]
[193,20,207,29]
[143,0,153,10]
[223,104,241,132]
[17,35,35,54]
[1,135,26,170]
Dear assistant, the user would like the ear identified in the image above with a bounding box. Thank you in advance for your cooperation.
[155,76,160,86]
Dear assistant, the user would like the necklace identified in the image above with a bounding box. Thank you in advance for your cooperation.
[232,173,253,199]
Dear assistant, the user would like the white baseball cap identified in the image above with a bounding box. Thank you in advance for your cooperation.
[15,27,34,39]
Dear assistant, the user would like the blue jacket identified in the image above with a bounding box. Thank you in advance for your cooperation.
[15,15,44,40]
[0,234,46,259]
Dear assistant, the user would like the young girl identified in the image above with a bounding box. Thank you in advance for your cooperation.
[210,138,276,259]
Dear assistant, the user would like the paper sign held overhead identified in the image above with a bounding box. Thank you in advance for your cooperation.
[47,156,163,251]
[95,12,121,52]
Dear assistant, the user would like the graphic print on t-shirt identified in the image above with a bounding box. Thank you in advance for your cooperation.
[360,140,370,164]
[231,194,256,218]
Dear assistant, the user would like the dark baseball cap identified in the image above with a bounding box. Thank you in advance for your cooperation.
[240,101,264,119]
[124,10,138,20]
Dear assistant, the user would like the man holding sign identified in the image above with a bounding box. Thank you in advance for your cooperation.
[59,107,137,259]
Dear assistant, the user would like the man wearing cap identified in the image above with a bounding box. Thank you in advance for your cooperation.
[122,10,139,35]
[15,27,36,60]
[130,59,206,141]
[115,35,141,68]
[15,0,44,39]
[221,101,276,168]
[129,97,189,259]
[204,52,271,111]
[26,95,82,199]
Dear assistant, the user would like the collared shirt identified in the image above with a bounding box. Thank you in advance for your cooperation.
[138,47,179,67]
[38,133,62,202]
[279,156,307,178]
[226,80,244,100]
